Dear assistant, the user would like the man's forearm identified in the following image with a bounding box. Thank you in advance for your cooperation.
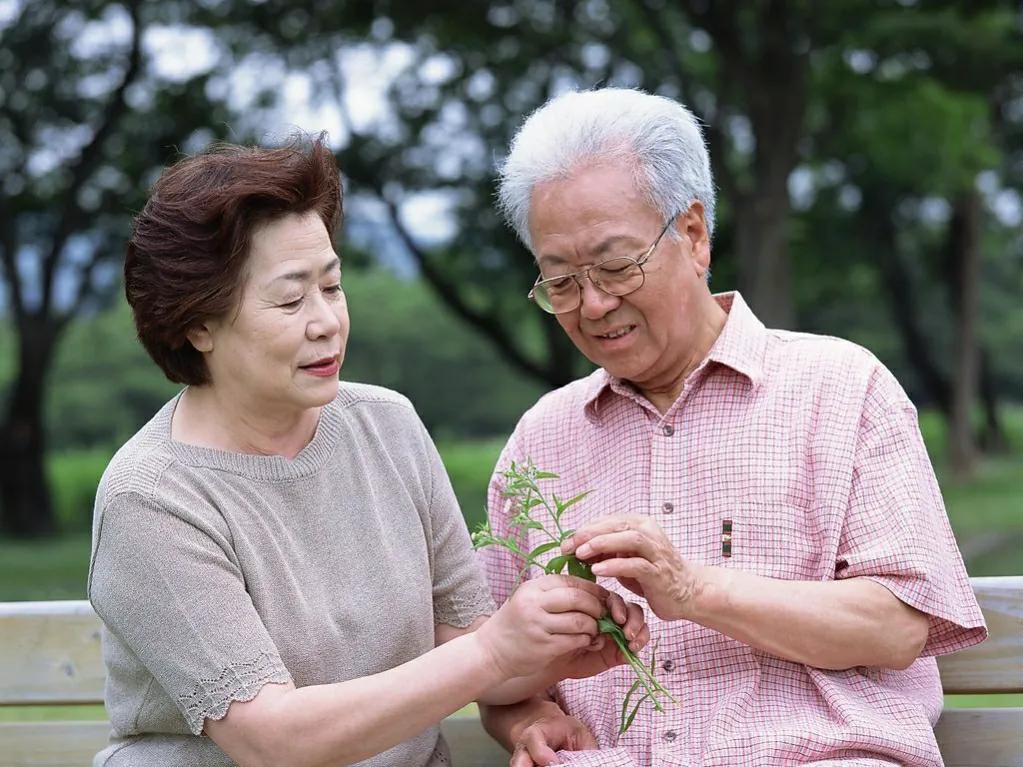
[479,695,563,752]
[689,566,929,670]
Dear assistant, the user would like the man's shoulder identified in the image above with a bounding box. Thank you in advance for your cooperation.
[762,328,910,411]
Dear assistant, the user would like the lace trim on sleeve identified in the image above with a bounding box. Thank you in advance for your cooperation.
[177,651,292,735]
[434,582,497,628]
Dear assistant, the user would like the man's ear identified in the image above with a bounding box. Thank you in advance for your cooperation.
[677,202,711,276]
[185,323,214,353]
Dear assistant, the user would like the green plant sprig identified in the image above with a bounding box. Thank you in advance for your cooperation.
[472,460,678,734]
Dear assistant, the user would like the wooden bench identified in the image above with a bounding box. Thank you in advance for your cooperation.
[1,576,1020,766]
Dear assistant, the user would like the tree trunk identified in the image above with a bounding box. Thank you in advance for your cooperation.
[863,193,953,415]
[0,319,59,538]
[977,348,1008,454]
[735,188,795,329]
[946,190,982,478]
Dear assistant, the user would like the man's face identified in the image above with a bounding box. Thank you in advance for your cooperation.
[528,160,713,389]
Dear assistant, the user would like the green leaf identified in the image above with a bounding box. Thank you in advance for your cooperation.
[557,490,591,514]
[527,541,562,560]
[567,556,595,581]
[621,692,651,734]
[545,555,568,574]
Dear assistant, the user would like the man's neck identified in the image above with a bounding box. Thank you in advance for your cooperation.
[639,296,729,415]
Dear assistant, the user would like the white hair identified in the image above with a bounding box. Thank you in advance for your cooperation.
[497,88,716,254]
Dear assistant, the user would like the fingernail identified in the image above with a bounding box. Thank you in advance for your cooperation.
[577,544,592,558]
[592,563,606,574]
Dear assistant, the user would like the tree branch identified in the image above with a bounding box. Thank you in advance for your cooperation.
[380,194,556,384]
[41,0,144,317]
[0,196,25,320]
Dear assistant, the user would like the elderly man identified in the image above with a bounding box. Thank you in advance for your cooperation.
[478,88,986,767]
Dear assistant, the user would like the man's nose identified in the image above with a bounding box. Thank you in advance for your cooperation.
[577,276,621,321]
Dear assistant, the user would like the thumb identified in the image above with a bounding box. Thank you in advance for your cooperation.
[572,724,599,750]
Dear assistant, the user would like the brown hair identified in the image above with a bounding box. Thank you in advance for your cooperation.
[125,134,342,385]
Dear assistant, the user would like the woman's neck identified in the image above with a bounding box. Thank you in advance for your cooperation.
[171,385,321,459]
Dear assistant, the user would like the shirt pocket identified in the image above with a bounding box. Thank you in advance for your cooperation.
[721,499,821,580]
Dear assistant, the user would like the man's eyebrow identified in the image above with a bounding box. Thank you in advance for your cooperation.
[537,234,641,269]
[267,257,341,286]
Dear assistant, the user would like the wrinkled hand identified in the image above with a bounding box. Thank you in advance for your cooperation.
[510,709,598,767]
[477,574,607,679]
[547,591,651,681]
[562,516,700,622]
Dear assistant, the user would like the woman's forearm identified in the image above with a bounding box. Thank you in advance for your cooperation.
[209,631,504,767]
[689,566,929,670]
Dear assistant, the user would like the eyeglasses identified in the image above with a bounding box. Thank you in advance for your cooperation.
[527,214,679,314]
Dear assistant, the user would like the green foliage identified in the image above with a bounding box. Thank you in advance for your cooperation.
[471,460,675,733]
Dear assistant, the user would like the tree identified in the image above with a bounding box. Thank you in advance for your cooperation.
[0,0,231,536]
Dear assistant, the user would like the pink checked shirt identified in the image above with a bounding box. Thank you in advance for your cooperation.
[480,292,986,767]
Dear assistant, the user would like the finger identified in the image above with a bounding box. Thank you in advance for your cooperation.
[537,574,608,601]
[607,592,627,625]
[630,622,651,653]
[621,601,645,640]
[575,531,657,563]
[522,740,558,767]
[542,589,607,620]
[571,722,599,750]
[590,557,656,581]
[561,516,648,553]
[521,723,564,765]
[543,611,600,637]
[511,742,542,767]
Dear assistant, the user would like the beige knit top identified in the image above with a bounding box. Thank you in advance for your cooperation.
[88,383,495,766]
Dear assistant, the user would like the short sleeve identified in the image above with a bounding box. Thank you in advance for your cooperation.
[88,491,292,735]
[478,427,531,609]
[414,419,496,627]
[836,372,987,656]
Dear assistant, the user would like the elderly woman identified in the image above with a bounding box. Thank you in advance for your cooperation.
[87,136,649,767]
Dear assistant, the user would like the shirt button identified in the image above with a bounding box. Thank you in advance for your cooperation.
[662,501,674,514]
[663,659,675,672]
[662,424,675,437]
[663,730,678,742]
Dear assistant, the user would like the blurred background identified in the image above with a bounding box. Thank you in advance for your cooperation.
[0,0,1021,610]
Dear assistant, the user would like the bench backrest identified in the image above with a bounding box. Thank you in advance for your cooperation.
[1,576,1021,766]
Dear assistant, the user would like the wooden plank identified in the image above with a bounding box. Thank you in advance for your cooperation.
[934,708,1023,767]
[0,721,110,767]
[938,576,1023,693]
[442,716,507,766]
[0,719,502,767]
[0,601,105,705]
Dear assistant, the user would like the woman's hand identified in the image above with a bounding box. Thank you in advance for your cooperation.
[562,515,702,622]
[475,574,608,678]
[547,591,650,681]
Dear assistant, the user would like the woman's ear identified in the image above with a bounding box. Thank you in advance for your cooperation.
[185,323,215,353]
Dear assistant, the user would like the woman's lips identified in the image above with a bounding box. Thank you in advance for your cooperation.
[300,357,340,377]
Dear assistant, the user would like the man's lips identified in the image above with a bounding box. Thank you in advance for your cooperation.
[592,325,637,340]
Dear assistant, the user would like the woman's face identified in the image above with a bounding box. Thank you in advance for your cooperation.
[192,211,349,415]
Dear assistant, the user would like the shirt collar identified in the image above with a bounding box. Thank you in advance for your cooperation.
[582,291,768,422]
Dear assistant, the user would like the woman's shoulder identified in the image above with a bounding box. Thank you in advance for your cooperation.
[97,397,180,507]
[332,382,424,431]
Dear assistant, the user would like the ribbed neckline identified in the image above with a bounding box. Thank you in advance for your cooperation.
[155,389,344,482]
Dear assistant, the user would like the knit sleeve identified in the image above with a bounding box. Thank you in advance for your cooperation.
[414,419,496,628]
[88,490,292,735]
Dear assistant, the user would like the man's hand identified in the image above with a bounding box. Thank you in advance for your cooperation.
[510,710,598,767]
[562,516,701,622]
